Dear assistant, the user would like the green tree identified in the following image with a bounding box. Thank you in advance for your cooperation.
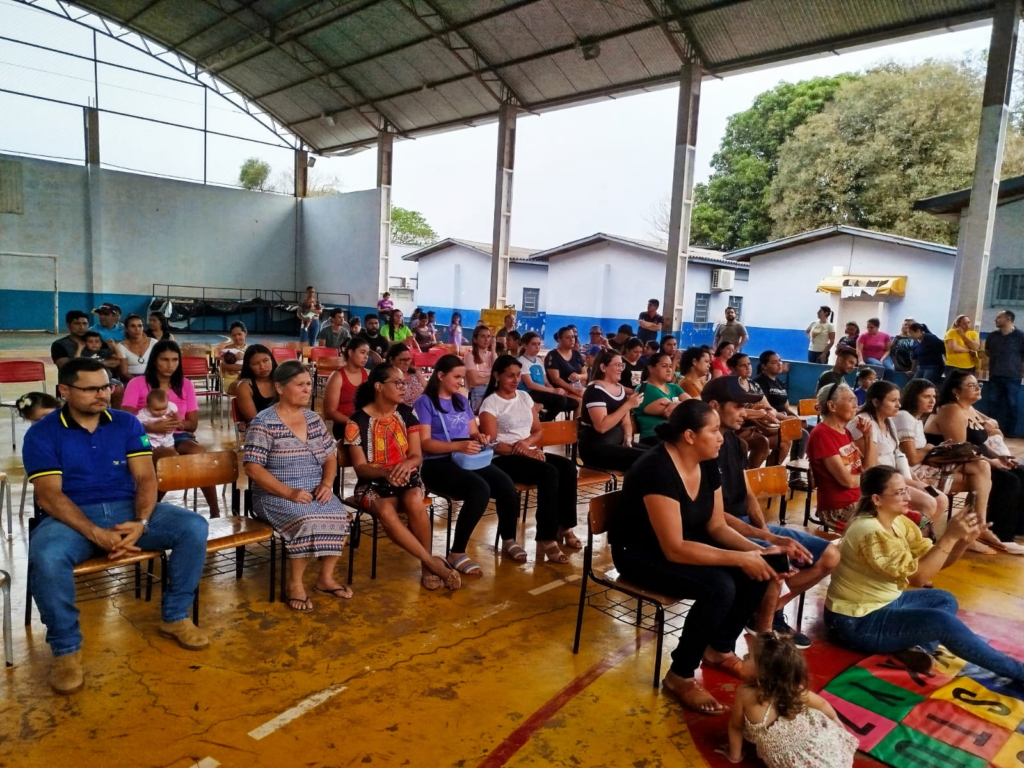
[768,61,1024,245]
[687,75,858,249]
[238,157,271,191]
[391,206,438,245]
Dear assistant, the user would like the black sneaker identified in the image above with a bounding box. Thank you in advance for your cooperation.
[773,610,811,649]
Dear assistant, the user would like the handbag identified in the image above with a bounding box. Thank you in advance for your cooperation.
[922,442,983,466]
[438,402,493,470]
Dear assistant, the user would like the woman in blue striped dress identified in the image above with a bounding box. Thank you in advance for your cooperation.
[244,360,351,612]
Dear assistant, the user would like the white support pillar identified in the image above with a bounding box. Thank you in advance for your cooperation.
[377,131,394,298]
[948,0,1020,325]
[294,149,308,198]
[489,103,517,309]
[662,62,701,336]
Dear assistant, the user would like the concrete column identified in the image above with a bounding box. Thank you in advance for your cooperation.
[948,0,1020,325]
[377,131,394,298]
[662,62,701,336]
[83,106,104,300]
[489,103,517,309]
[294,149,308,198]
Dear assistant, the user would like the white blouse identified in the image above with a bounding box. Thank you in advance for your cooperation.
[480,390,535,444]
[116,337,158,376]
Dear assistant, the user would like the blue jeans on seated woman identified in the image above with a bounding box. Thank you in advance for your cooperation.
[825,589,1024,682]
[864,357,895,371]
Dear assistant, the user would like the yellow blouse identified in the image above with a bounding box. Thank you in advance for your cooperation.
[825,515,933,617]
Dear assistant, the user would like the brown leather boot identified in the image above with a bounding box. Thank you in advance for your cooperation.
[50,651,84,695]
[158,619,210,651]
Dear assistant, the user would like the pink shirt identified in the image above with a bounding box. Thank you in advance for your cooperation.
[859,331,890,361]
[463,349,496,380]
[122,377,199,432]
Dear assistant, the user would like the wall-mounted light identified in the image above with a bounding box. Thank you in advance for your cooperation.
[307,155,317,167]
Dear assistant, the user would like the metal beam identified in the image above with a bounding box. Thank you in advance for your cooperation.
[640,0,695,65]
[948,0,1020,325]
[294,149,308,197]
[377,131,394,299]
[662,62,701,335]
[489,103,517,309]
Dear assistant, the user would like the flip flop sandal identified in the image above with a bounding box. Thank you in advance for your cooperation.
[502,541,528,563]
[540,541,569,564]
[421,573,443,591]
[664,679,726,715]
[701,654,744,680]
[313,585,355,600]
[558,529,583,550]
[286,595,314,612]
[447,554,483,577]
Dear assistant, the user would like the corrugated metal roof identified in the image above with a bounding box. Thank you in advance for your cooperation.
[528,231,740,267]
[64,0,1000,152]
[724,225,956,261]
[913,174,1024,218]
[402,237,541,261]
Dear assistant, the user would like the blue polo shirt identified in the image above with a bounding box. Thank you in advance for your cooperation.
[23,406,153,507]
[88,323,125,343]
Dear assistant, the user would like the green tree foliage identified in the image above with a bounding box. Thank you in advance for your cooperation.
[689,75,859,249]
[769,61,1024,245]
[391,206,438,245]
[238,157,271,191]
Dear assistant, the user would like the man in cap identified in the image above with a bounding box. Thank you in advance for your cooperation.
[88,303,125,343]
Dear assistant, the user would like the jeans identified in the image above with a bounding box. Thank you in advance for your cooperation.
[865,357,895,371]
[420,458,519,551]
[825,589,1024,682]
[29,500,209,657]
[526,389,572,421]
[579,440,649,473]
[916,365,944,386]
[613,546,769,678]
[985,375,1022,437]
[807,350,826,364]
[491,452,578,540]
[300,318,321,344]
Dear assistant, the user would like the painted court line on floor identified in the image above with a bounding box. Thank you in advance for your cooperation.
[476,633,656,768]
[195,758,220,768]
[247,685,348,741]
[527,574,580,596]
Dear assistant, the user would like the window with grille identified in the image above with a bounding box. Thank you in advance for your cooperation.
[694,293,710,324]
[522,288,540,317]
[992,269,1024,306]
[728,295,743,318]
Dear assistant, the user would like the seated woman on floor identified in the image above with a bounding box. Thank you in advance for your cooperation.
[478,355,581,564]
[517,331,572,421]
[635,352,688,446]
[924,370,1024,555]
[415,354,524,571]
[345,363,461,591]
[323,337,370,439]
[232,344,278,425]
[847,380,947,533]
[611,400,779,714]
[578,350,648,472]
[825,465,1024,682]
[243,360,352,612]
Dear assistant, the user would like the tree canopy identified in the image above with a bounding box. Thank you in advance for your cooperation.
[238,157,271,191]
[391,206,438,245]
[769,61,1024,245]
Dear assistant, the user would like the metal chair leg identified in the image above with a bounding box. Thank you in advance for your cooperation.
[2,475,10,541]
[236,545,245,579]
[635,598,644,627]
[134,562,141,599]
[19,474,28,516]
[145,558,154,602]
[796,592,806,631]
[1,570,12,667]
[346,530,355,586]
[653,606,666,689]
[279,538,287,602]
[445,498,454,556]
[572,569,588,654]
[269,536,277,603]
[371,516,379,580]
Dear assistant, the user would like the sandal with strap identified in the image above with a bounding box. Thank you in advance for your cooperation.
[502,540,528,563]
[447,554,483,577]
[663,675,726,715]
[539,541,569,564]
[313,585,354,600]
[558,528,583,550]
[701,653,745,680]
[442,566,462,591]
[286,594,314,612]
[421,573,443,591]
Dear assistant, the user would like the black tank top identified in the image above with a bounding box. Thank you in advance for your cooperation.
[244,378,276,414]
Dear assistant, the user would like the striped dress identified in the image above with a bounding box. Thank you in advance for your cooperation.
[244,406,349,558]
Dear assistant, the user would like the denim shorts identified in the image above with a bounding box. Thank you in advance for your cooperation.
[173,431,197,447]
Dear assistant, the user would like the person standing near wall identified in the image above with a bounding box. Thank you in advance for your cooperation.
[890,318,918,374]
[297,286,323,345]
[907,323,944,384]
[805,306,836,364]
[944,315,980,376]
[377,292,393,314]
[713,307,748,353]
[984,310,1024,438]
[637,299,663,344]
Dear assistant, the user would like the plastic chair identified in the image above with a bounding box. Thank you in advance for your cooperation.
[272,348,299,363]
[228,398,246,448]
[181,356,221,422]
[309,347,340,362]
[0,360,46,450]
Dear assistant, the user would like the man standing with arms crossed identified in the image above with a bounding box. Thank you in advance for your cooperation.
[985,310,1024,437]
[714,307,748,352]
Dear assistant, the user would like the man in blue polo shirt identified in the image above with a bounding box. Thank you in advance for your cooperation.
[24,358,210,694]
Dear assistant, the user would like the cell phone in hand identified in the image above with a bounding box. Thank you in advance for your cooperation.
[923,485,940,498]
[761,551,790,575]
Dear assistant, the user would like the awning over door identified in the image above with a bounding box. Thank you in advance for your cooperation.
[817,275,907,298]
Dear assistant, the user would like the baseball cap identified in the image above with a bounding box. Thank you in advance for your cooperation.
[92,302,116,315]
[584,344,603,357]
[617,324,634,335]
[700,375,763,405]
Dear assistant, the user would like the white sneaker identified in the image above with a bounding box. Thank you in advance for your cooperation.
[1001,542,1024,556]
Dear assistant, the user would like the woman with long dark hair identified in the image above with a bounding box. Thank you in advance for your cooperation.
[612,400,777,713]
[517,331,572,421]
[323,337,370,439]
[578,350,647,471]
[216,321,248,393]
[463,324,496,412]
[711,341,734,379]
[544,327,585,412]
[146,312,174,342]
[415,354,524,570]
[381,308,418,351]
[678,347,711,399]
[116,313,158,379]
[386,343,427,407]
[479,355,581,560]
[345,364,461,590]
[805,306,836,363]
[233,344,278,423]
[448,312,466,348]
[636,352,688,445]
[826,466,1023,681]
[121,339,221,517]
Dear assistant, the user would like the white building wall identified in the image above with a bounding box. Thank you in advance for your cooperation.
[979,197,1024,330]
[507,262,548,312]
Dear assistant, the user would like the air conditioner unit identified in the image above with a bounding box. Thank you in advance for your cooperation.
[711,268,735,292]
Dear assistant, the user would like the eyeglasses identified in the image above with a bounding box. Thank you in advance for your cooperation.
[883,487,911,498]
[385,378,408,390]
[66,383,115,394]
[961,382,981,390]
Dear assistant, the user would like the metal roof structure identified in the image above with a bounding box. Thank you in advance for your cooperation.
[528,231,738,267]
[402,237,540,261]
[55,0,1001,154]
[913,174,1024,219]
[724,225,957,261]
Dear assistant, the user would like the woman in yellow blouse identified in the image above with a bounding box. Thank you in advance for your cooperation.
[943,314,980,375]
[824,465,1024,681]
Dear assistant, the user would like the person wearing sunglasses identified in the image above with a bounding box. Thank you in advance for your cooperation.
[23,358,211,694]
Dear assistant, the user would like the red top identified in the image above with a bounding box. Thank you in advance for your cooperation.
[712,357,731,377]
[806,422,863,511]
[337,368,368,418]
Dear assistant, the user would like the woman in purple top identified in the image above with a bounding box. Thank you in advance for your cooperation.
[857,317,893,371]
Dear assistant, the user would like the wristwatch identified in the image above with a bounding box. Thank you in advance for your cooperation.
[134,517,150,533]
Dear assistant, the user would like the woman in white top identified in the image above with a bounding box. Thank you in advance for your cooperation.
[478,355,580,561]
[848,380,947,530]
[806,306,836,364]
[116,313,158,379]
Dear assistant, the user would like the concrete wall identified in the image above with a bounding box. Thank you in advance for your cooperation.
[978,196,1024,331]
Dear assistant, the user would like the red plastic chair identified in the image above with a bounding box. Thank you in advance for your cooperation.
[308,347,340,362]
[272,348,299,363]
[0,360,47,450]
[181,356,221,421]
[229,397,246,448]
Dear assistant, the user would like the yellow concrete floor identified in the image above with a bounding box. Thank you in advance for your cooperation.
[1,364,1022,768]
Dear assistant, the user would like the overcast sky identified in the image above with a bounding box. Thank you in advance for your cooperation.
[0,0,994,249]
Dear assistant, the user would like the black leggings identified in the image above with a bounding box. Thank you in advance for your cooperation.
[614,546,769,678]
[989,465,1024,540]
[527,389,572,421]
[579,440,649,473]
[491,452,578,540]
[420,458,519,551]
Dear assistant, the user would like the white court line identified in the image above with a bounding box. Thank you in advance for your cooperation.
[247,685,348,741]
[454,600,511,628]
[196,758,220,768]
[528,574,580,596]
